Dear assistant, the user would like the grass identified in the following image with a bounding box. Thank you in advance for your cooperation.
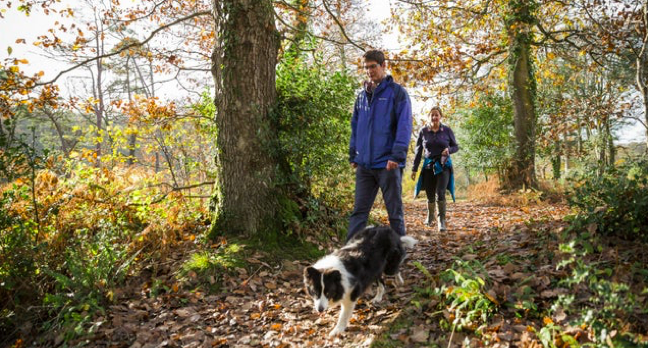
[177,226,332,294]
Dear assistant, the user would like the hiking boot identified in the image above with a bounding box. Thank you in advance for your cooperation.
[437,200,447,232]
[425,202,435,226]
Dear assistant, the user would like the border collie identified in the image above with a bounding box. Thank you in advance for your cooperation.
[303,226,417,336]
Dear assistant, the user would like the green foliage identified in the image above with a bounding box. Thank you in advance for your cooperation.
[0,190,40,309]
[440,260,496,334]
[42,229,136,339]
[457,93,514,179]
[554,226,648,346]
[567,160,648,242]
[422,259,497,335]
[179,243,244,293]
[535,322,581,348]
[273,50,356,210]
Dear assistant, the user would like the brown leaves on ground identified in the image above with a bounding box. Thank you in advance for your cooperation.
[54,200,578,347]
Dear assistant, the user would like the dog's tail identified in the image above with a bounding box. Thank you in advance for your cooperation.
[400,236,418,249]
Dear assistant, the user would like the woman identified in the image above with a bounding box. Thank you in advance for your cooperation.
[411,106,459,231]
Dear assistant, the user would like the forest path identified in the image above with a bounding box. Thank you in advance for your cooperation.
[67,200,569,348]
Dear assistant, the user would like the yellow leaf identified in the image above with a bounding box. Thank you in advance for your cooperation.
[271,323,282,330]
[543,316,554,325]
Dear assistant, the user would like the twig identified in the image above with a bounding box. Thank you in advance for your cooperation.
[33,11,212,88]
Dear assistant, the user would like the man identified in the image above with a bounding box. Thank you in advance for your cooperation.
[347,50,412,241]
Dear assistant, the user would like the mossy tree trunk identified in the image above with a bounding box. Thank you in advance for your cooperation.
[505,0,538,190]
[210,0,281,236]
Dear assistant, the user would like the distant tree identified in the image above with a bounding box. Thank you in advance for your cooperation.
[390,0,551,190]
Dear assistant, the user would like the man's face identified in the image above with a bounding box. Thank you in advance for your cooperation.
[364,60,386,83]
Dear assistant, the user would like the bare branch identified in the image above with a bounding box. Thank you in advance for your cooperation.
[320,0,365,51]
[34,10,212,88]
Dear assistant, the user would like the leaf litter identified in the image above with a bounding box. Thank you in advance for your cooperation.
[47,200,646,347]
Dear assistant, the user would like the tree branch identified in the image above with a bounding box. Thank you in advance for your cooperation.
[34,10,212,87]
[320,0,365,51]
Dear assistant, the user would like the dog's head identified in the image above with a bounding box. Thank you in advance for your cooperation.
[303,266,344,313]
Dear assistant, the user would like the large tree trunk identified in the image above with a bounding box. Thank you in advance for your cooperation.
[210,0,281,236]
[505,0,537,190]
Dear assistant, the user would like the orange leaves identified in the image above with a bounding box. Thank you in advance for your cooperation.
[543,316,554,325]
[117,95,178,124]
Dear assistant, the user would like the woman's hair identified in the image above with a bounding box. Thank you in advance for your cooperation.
[426,106,444,127]
[429,106,444,118]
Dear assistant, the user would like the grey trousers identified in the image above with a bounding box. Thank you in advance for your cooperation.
[347,166,406,241]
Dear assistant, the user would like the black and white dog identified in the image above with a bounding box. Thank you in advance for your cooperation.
[303,226,417,336]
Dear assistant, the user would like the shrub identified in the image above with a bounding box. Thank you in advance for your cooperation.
[420,259,497,336]
[273,51,356,213]
[567,160,648,242]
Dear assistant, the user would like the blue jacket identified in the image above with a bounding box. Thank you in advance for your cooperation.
[349,76,412,169]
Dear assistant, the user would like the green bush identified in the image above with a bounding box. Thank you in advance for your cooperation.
[273,50,356,212]
[567,160,648,242]
[556,237,647,346]
[423,259,496,336]
[456,93,514,180]
[42,230,135,339]
[0,189,41,331]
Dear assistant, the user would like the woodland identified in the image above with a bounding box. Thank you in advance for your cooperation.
[1,0,647,347]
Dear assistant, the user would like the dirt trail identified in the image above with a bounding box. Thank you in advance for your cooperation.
[62,200,568,348]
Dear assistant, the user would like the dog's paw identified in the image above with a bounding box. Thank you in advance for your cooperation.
[329,326,345,337]
[395,273,404,286]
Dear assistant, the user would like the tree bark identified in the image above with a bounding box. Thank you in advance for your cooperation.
[125,56,137,165]
[505,0,537,190]
[551,138,561,180]
[605,116,615,166]
[210,0,281,236]
[639,0,648,154]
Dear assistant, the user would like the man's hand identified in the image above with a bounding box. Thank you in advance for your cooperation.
[386,160,398,171]
[410,172,416,180]
[350,162,358,169]
[442,148,450,156]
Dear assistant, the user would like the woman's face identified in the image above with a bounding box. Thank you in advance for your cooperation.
[430,110,442,125]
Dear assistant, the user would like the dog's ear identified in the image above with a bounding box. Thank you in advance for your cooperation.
[305,266,320,280]
[324,270,341,282]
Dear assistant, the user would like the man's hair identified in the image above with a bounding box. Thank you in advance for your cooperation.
[363,50,385,65]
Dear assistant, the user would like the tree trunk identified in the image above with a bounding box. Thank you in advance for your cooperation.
[126,56,137,165]
[93,20,106,165]
[605,116,615,166]
[551,138,560,180]
[638,0,648,154]
[564,133,570,177]
[505,0,537,190]
[210,0,281,236]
